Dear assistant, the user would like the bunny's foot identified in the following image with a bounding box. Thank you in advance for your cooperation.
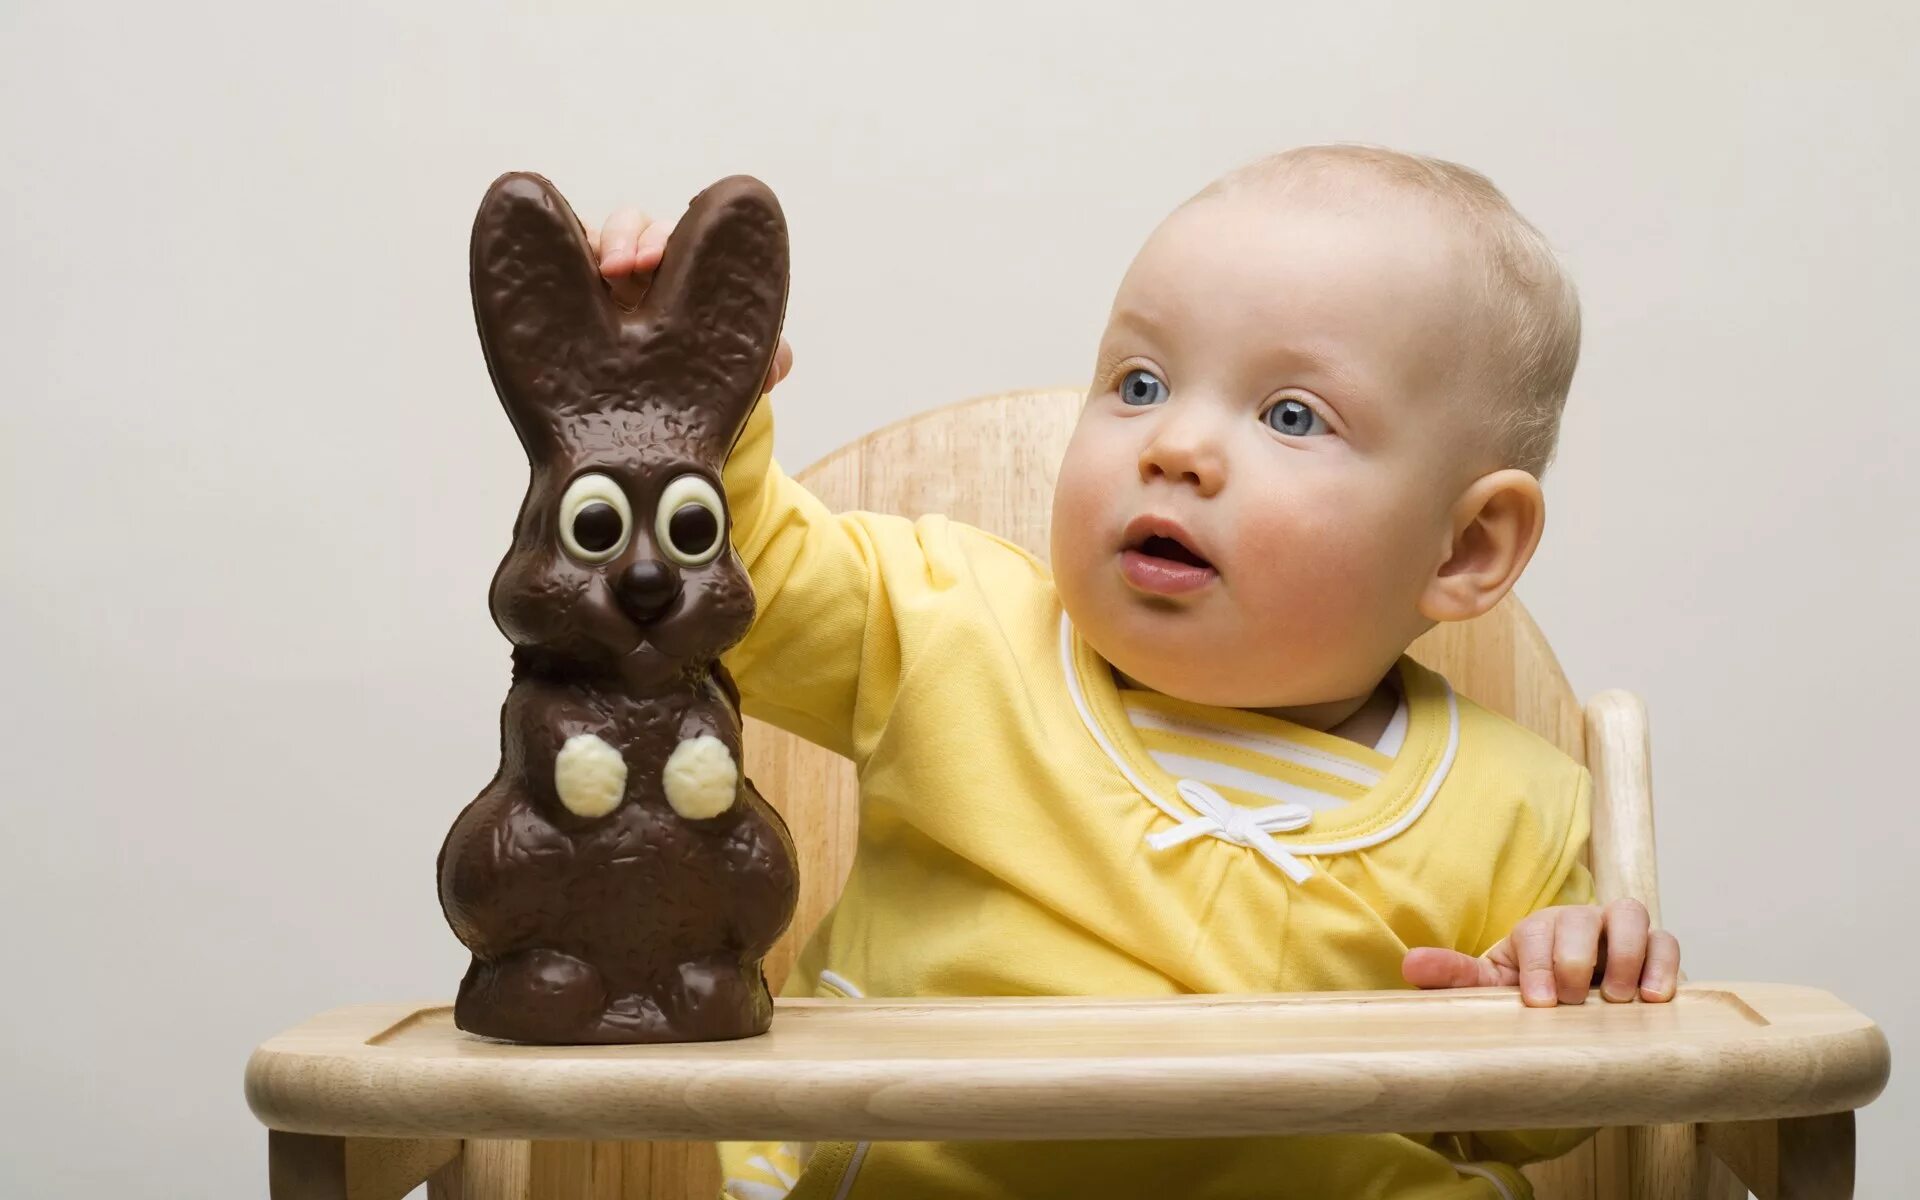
[582,961,772,1043]
[454,947,609,1044]
[659,958,775,1040]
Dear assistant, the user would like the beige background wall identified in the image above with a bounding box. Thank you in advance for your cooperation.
[2,2,1912,1195]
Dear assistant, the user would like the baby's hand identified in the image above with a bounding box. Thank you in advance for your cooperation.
[589,206,794,394]
[1400,899,1680,1007]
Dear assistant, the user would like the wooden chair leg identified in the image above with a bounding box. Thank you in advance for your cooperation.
[1594,1125,1631,1199]
[268,1132,350,1200]
[267,1131,460,1200]
[426,1148,464,1200]
[1691,1138,1746,1200]
[1701,1113,1855,1200]
[620,1140,723,1198]
[1521,1137,1595,1200]
[1572,1123,1742,1200]
[1626,1123,1704,1200]
[449,1140,531,1200]
[440,1139,721,1199]
[529,1141,601,1195]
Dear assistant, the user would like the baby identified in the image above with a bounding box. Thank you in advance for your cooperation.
[592,144,1681,1200]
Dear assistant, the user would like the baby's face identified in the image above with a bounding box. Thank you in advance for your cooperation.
[1051,187,1490,708]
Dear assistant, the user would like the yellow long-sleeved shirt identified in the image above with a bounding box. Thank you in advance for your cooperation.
[717,398,1594,1200]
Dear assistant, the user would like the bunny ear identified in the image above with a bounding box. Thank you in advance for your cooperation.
[470,172,615,450]
[638,175,790,459]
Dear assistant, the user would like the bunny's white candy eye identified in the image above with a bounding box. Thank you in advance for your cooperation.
[558,473,633,564]
[655,475,726,567]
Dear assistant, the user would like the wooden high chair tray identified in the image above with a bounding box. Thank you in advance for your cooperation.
[245,982,1887,1143]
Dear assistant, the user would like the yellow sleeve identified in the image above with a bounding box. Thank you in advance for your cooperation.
[1470,766,1595,956]
[718,395,960,766]
[1457,766,1598,1167]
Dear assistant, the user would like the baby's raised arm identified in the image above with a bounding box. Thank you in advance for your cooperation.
[592,205,794,393]
[587,202,962,768]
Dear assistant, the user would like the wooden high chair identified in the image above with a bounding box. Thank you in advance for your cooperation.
[247,388,1889,1200]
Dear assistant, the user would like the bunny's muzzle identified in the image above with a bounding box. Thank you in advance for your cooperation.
[616,559,682,624]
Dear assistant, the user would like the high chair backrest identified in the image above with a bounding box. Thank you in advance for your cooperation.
[742,387,1660,994]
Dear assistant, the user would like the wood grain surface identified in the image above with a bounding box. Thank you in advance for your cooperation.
[246,981,1887,1144]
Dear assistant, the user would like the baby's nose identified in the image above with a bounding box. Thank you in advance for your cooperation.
[1140,427,1227,494]
[616,559,682,623]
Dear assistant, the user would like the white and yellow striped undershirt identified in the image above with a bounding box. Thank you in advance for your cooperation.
[1117,682,1408,816]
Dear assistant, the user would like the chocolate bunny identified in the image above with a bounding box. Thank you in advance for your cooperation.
[437,172,799,1044]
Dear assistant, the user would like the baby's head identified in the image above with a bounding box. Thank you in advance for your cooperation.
[1050,145,1580,712]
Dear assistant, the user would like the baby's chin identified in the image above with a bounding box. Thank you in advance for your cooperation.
[1071,600,1304,708]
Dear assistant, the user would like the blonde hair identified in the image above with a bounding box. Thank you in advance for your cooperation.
[1191,144,1581,476]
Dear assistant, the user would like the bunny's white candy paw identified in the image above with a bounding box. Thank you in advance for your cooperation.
[663,735,739,820]
[554,733,627,818]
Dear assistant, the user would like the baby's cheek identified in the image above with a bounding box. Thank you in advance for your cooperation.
[1234,507,1418,643]
[1051,441,1113,526]
[1048,456,1113,592]
[1240,505,1373,594]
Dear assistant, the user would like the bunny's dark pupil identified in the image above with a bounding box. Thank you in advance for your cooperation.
[669,504,720,554]
[573,502,624,553]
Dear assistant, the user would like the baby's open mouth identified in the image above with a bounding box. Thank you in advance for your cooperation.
[1132,534,1212,570]
[1120,526,1219,596]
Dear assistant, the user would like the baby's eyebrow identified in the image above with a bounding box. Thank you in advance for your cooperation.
[1263,338,1367,397]
[1276,346,1351,388]
[1109,306,1168,340]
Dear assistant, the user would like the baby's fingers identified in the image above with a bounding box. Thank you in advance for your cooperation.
[632,215,676,272]
[1552,907,1603,1005]
[1640,929,1681,1002]
[1599,899,1650,1003]
[597,208,680,309]
[595,207,650,274]
[1401,947,1508,990]
[763,338,794,394]
[1513,916,1559,1007]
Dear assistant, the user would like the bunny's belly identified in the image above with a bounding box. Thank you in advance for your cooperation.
[452,795,749,975]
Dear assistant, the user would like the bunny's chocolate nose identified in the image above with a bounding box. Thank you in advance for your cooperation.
[616,560,682,624]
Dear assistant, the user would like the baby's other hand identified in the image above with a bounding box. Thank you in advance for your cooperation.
[589,206,794,395]
[1400,899,1680,1007]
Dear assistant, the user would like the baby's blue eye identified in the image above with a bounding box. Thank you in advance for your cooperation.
[1264,398,1327,437]
[1120,369,1168,406]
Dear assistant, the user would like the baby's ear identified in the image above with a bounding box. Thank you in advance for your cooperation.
[1418,470,1546,624]
[470,172,615,451]
[640,175,789,460]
